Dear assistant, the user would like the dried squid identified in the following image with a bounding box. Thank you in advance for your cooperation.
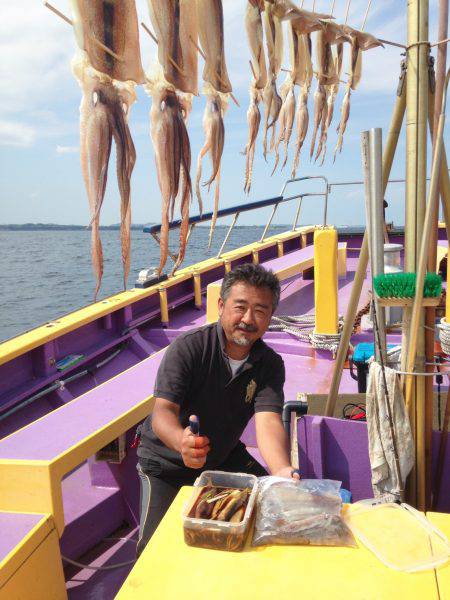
[245,0,267,90]
[147,0,198,95]
[70,1,142,299]
[195,87,227,247]
[73,56,137,299]
[291,82,310,178]
[147,79,192,276]
[334,27,383,159]
[70,0,145,84]
[197,0,232,94]
[272,76,296,174]
[313,22,350,163]
[262,75,282,160]
[243,0,265,191]
[243,86,262,194]
[287,11,323,177]
[261,1,284,157]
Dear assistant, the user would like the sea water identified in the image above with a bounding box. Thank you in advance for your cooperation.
[0,226,288,341]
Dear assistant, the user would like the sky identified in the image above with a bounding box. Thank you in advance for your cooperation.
[0,0,444,228]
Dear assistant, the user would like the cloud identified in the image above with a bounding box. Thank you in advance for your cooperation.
[56,145,79,154]
[0,120,36,147]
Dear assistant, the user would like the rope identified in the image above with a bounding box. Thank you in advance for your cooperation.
[438,317,450,356]
[270,314,343,355]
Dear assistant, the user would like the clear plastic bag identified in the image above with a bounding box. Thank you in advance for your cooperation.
[252,477,356,548]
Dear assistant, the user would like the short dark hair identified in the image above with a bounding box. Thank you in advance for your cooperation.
[220,263,280,311]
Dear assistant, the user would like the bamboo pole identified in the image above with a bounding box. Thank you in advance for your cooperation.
[325,65,407,416]
[403,0,429,510]
[404,75,449,416]
[424,0,448,508]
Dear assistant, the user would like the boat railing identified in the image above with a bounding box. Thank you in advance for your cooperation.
[144,175,329,259]
[143,172,450,260]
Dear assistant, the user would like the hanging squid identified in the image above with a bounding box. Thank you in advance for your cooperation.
[334,27,383,160]
[262,1,284,157]
[243,0,266,192]
[148,80,192,276]
[146,0,199,96]
[316,40,344,165]
[272,76,295,174]
[195,87,226,247]
[313,22,351,163]
[70,0,146,84]
[291,82,310,178]
[243,85,262,194]
[245,0,267,91]
[73,58,137,300]
[145,0,199,275]
[197,0,232,94]
[286,9,324,177]
[196,0,232,245]
[70,0,144,299]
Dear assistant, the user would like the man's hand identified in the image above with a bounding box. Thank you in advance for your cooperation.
[180,417,210,469]
[273,466,301,480]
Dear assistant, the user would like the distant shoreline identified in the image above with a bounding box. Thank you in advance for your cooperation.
[0,224,149,231]
[0,223,285,231]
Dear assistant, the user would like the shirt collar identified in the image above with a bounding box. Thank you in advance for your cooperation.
[216,320,265,364]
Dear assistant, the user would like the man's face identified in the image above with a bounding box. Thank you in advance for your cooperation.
[218,282,273,348]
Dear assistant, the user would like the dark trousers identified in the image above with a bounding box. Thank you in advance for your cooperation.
[136,444,267,557]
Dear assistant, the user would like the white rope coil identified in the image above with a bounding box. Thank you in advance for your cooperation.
[270,315,343,355]
[438,317,450,356]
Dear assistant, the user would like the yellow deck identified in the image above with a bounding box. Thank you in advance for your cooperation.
[427,512,450,599]
[117,487,440,600]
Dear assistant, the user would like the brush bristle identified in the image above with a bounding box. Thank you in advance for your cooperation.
[373,272,442,298]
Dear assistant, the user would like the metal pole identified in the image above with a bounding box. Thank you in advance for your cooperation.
[369,128,387,362]
[323,185,329,226]
[216,212,240,258]
[260,203,279,242]
[403,0,429,510]
[292,197,303,230]
[325,66,407,417]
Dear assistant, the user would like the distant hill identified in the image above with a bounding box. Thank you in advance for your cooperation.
[0,223,150,231]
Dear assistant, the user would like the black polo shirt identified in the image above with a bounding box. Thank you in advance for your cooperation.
[137,321,285,471]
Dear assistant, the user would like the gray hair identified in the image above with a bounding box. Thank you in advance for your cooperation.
[220,263,280,311]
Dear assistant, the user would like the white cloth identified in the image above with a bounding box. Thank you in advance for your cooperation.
[228,356,248,377]
[366,361,415,500]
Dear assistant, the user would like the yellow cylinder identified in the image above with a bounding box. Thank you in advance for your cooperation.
[314,227,338,335]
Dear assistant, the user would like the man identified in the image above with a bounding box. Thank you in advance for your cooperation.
[136,263,298,556]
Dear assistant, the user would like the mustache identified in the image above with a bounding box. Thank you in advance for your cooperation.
[235,323,258,333]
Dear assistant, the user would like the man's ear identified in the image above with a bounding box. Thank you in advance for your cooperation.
[218,296,224,317]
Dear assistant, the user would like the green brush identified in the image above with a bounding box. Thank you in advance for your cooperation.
[373,272,442,298]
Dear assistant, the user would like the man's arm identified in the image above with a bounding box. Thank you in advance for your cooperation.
[255,411,299,479]
[152,398,210,469]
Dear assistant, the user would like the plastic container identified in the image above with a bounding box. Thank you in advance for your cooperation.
[182,470,258,551]
[344,502,450,572]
